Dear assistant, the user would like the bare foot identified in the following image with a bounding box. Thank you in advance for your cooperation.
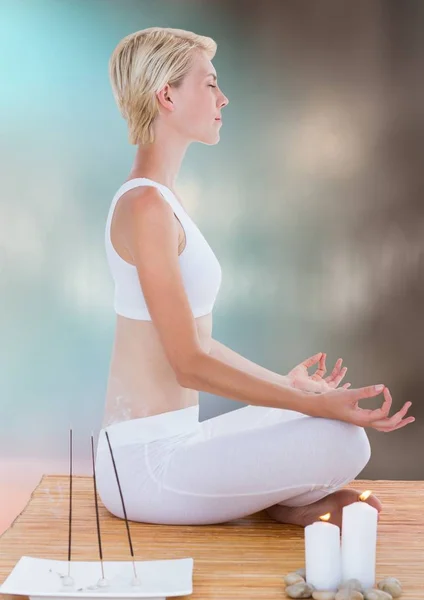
[266,488,382,530]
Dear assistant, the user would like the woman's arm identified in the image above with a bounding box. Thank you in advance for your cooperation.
[207,338,292,388]
[126,188,316,416]
[178,338,315,413]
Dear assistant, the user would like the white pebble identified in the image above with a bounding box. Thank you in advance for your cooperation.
[335,591,364,600]
[312,591,336,600]
[286,581,315,598]
[296,567,307,579]
[377,578,402,598]
[97,578,110,587]
[338,579,364,593]
[61,576,74,587]
[364,590,393,600]
[285,572,306,586]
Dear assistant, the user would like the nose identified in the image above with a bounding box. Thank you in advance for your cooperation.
[219,91,229,109]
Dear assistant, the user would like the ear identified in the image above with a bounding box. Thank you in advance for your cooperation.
[156,83,175,112]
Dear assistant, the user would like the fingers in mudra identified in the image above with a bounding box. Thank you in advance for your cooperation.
[368,388,415,432]
[319,354,350,389]
[302,352,351,390]
[357,387,415,432]
[312,352,327,379]
[329,366,349,388]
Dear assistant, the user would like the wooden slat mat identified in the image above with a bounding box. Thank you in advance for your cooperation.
[0,476,422,599]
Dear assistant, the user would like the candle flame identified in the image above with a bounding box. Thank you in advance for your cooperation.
[359,490,372,501]
[319,513,331,521]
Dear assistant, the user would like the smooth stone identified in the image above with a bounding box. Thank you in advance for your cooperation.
[364,590,393,600]
[286,581,315,598]
[312,591,336,600]
[296,567,307,579]
[285,572,306,586]
[335,591,364,600]
[377,578,402,598]
[338,579,364,593]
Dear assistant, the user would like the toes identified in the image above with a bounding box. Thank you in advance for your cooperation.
[341,489,382,513]
[368,495,383,513]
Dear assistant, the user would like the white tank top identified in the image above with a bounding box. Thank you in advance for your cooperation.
[105,177,222,320]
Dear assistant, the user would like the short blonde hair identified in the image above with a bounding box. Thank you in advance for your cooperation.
[109,27,217,145]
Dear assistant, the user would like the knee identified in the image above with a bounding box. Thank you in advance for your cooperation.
[342,422,371,470]
[309,417,371,485]
[328,420,371,481]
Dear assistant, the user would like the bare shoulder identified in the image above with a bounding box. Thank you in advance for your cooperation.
[123,185,180,249]
[115,184,203,379]
[120,184,171,217]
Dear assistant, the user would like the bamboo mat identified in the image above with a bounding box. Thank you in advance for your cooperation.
[0,476,423,599]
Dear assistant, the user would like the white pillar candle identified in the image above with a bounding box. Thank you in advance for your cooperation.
[305,513,342,591]
[341,491,378,589]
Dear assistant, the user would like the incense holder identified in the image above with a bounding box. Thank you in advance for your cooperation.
[0,556,194,600]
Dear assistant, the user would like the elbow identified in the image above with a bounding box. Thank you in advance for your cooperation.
[176,350,205,388]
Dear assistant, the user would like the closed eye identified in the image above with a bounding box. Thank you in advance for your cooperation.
[208,84,217,88]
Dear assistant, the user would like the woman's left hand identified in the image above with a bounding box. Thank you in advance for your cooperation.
[286,352,351,393]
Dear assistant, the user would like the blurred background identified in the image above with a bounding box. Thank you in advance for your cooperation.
[1,0,424,535]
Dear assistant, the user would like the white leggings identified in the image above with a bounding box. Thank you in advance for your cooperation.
[95,403,371,525]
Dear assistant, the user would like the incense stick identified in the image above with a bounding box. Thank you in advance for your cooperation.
[104,430,139,581]
[91,433,106,581]
[67,428,73,578]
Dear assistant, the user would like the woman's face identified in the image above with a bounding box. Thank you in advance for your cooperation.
[165,50,229,145]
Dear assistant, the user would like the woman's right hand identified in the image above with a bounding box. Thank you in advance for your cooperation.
[309,385,415,432]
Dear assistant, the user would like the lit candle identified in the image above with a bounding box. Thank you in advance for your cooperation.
[305,513,342,591]
[341,490,378,589]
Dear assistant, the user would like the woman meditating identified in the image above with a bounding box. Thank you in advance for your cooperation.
[95,26,414,528]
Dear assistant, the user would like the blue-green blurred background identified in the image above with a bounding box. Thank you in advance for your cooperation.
[1,0,424,531]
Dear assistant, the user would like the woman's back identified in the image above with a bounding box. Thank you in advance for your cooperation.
[101,178,221,428]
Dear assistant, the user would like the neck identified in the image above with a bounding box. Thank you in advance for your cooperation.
[130,124,191,190]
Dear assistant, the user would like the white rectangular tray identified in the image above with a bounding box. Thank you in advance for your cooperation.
[0,556,194,600]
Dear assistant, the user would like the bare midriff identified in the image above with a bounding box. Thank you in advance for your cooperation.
[101,311,212,428]
[101,182,212,429]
